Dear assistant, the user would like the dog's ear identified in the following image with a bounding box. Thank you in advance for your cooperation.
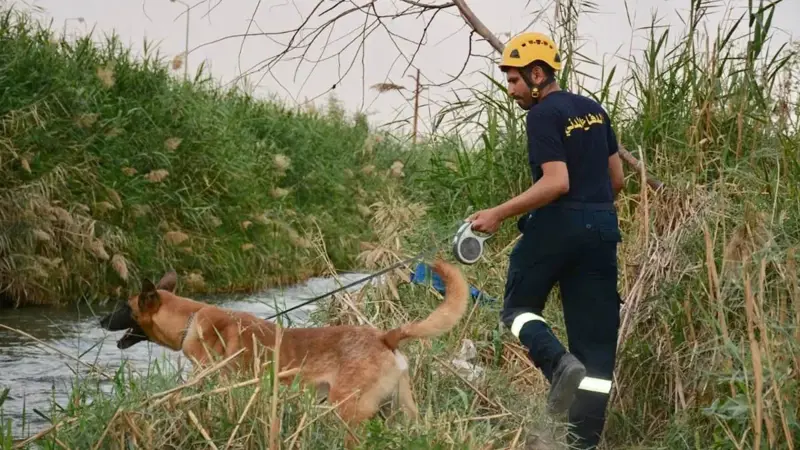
[139,278,161,313]
[156,270,177,293]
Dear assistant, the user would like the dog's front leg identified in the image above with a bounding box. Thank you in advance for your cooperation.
[183,335,225,368]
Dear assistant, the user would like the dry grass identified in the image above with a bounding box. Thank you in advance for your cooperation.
[13,199,570,449]
[0,159,128,305]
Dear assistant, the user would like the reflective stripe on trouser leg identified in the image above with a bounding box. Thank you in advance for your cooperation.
[578,377,612,394]
[510,312,546,338]
[508,311,565,383]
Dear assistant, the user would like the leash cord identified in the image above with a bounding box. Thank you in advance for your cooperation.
[263,242,444,321]
[263,217,472,321]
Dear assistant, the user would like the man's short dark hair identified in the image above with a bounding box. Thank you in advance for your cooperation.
[530,60,556,79]
[499,60,556,79]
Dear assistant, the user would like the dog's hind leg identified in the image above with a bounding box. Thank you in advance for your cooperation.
[382,369,418,427]
[328,384,378,449]
[329,370,399,448]
[396,371,419,420]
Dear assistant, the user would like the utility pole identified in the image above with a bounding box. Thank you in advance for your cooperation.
[171,0,190,81]
[412,68,420,145]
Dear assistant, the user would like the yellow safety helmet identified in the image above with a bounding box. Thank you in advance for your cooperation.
[499,32,562,72]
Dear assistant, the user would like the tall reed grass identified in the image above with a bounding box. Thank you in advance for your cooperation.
[2,0,799,449]
[400,0,800,447]
[0,6,409,307]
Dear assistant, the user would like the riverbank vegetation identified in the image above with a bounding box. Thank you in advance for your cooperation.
[0,6,408,308]
[2,0,800,449]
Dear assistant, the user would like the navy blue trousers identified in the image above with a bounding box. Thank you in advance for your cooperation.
[501,202,622,449]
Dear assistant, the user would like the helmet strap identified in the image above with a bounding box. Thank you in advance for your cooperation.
[520,66,556,103]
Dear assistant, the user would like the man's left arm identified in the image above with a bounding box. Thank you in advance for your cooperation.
[492,111,568,221]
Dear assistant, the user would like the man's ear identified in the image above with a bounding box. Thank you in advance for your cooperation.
[156,270,177,293]
[531,65,544,83]
[139,278,161,313]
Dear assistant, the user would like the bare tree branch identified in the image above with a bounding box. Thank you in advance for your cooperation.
[192,0,662,190]
[449,0,503,53]
[237,0,262,78]
[398,0,454,9]
[198,1,465,98]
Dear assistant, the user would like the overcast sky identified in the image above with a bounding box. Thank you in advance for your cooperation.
[23,0,800,138]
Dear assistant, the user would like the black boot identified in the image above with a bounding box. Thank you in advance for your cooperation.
[547,353,586,415]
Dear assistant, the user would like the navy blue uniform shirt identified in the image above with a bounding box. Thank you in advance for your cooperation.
[526,90,618,204]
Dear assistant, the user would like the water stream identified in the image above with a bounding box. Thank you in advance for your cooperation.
[0,272,373,440]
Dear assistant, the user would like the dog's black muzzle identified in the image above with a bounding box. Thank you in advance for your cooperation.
[99,301,150,349]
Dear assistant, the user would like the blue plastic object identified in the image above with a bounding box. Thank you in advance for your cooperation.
[408,262,495,305]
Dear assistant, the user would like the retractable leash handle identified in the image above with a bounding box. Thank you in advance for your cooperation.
[452,221,494,265]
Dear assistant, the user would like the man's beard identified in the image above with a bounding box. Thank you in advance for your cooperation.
[515,97,534,110]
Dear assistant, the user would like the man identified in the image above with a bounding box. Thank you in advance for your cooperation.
[467,32,625,449]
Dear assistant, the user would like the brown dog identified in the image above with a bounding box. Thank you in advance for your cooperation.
[99,259,469,443]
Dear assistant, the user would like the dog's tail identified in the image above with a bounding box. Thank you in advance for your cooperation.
[381,259,470,351]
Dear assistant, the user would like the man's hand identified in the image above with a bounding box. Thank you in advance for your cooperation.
[466,161,569,235]
[467,208,504,234]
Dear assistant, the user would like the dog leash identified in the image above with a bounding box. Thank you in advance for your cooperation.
[263,217,493,321]
[263,243,440,320]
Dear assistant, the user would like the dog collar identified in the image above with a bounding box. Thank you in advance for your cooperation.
[180,312,196,347]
